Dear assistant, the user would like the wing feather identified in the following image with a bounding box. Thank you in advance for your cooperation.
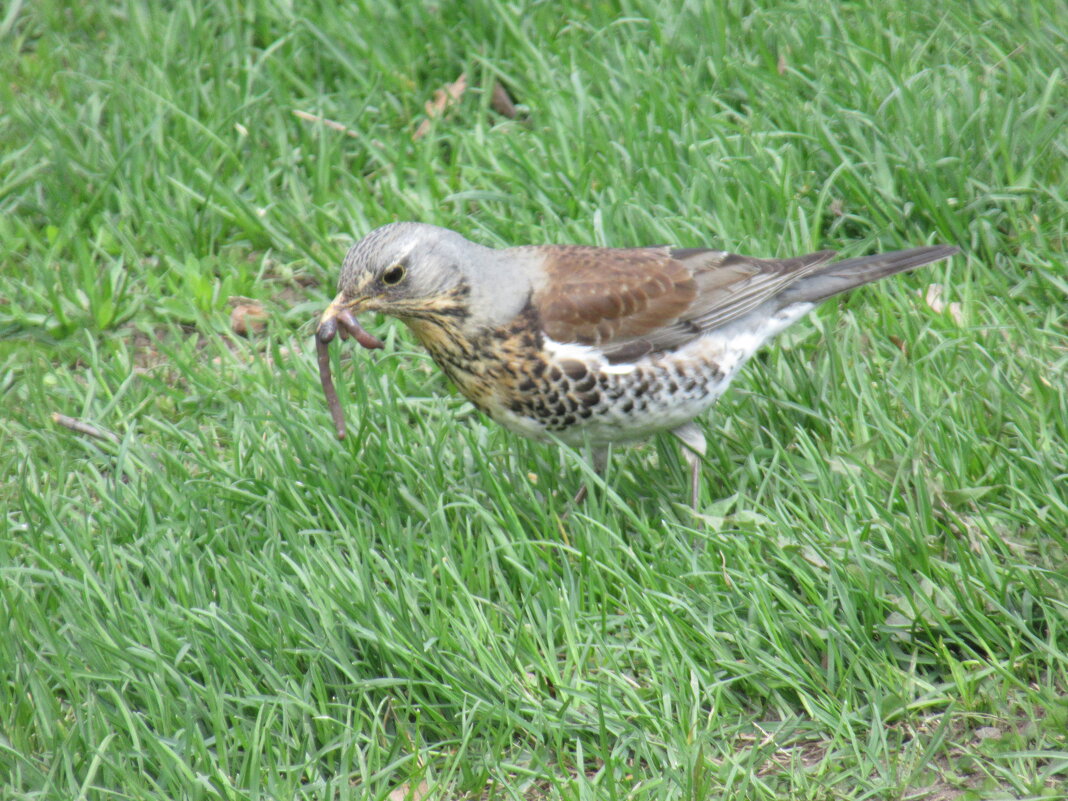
[518,244,837,362]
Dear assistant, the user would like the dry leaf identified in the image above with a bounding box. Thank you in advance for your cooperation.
[292,109,358,138]
[388,781,430,801]
[921,284,963,326]
[413,72,468,140]
[777,53,787,75]
[230,302,267,336]
[490,81,518,118]
[52,413,118,442]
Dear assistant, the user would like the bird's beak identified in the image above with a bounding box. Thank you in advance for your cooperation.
[315,293,385,441]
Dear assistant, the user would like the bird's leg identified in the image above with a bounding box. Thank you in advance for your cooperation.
[671,423,707,509]
[571,445,609,505]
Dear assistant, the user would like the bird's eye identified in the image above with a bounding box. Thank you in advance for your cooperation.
[382,264,406,286]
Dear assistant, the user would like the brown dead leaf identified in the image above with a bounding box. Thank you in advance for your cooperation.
[230,302,267,336]
[414,72,468,140]
[974,726,1003,742]
[388,780,430,801]
[777,53,788,75]
[52,413,119,442]
[922,284,963,326]
[490,81,518,118]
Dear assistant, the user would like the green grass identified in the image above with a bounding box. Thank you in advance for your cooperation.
[2,0,1067,798]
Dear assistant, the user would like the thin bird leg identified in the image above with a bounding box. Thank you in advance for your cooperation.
[571,445,609,505]
[671,422,707,509]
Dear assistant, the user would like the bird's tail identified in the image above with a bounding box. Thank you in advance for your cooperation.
[779,245,959,306]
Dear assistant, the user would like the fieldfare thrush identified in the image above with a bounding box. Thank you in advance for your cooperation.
[316,223,958,506]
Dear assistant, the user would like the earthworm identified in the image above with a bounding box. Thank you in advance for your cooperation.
[316,334,347,439]
[337,308,384,350]
[315,308,384,440]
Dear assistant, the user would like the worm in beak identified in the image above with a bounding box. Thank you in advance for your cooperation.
[316,299,384,439]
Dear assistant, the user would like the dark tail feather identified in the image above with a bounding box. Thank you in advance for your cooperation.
[780,245,959,306]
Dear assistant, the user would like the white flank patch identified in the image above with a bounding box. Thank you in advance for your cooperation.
[542,336,603,362]
[684,302,816,376]
[543,335,638,373]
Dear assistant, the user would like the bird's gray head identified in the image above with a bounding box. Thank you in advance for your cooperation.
[317,222,537,351]
[315,222,492,438]
[314,221,531,438]
[333,222,476,316]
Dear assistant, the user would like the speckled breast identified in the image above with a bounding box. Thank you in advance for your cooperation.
[409,309,729,446]
[496,354,728,445]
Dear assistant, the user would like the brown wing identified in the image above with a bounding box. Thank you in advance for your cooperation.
[525,245,837,362]
[528,245,696,346]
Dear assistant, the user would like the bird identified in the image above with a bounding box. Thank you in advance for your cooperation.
[315,222,958,507]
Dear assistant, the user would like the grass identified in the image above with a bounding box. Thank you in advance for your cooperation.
[2,0,1066,798]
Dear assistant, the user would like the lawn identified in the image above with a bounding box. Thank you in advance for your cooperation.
[2,1,1066,799]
